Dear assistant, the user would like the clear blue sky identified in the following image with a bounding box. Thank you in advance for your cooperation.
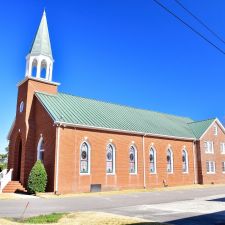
[0,1,225,153]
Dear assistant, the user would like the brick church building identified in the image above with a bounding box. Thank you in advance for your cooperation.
[7,11,225,193]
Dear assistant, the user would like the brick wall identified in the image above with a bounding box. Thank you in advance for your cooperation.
[198,121,225,184]
[8,78,58,190]
[57,127,196,193]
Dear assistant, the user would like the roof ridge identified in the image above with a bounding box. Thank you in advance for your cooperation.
[188,118,216,124]
[57,91,193,121]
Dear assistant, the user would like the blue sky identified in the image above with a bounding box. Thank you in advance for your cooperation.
[0,0,225,153]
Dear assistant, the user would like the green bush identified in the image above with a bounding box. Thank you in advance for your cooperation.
[27,160,47,194]
[0,163,7,172]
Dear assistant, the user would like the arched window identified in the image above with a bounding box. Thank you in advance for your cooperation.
[106,143,115,174]
[80,141,90,174]
[40,60,47,79]
[167,149,173,173]
[150,147,156,173]
[31,59,37,76]
[37,137,44,162]
[182,149,189,173]
[129,145,137,174]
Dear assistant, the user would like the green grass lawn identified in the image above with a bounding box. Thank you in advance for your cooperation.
[18,213,65,224]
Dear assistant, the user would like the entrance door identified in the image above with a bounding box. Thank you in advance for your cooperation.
[14,140,22,181]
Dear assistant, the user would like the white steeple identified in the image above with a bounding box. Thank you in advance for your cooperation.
[25,10,54,82]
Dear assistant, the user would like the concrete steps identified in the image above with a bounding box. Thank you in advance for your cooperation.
[2,181,27,193]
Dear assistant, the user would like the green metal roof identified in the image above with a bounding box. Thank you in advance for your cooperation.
[188,118,215,139]
[35,92,215,140]
[29,10,53,59]
[35,92,217,139]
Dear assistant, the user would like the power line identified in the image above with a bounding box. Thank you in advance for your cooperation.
[174,0,225,45]
[152,0,225,56]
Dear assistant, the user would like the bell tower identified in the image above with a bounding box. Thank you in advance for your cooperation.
[7,10,59,185]
[25,10,54,82]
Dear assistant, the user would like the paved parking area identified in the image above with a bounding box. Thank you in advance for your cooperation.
[105,194,225,225]
[1,185,225,224]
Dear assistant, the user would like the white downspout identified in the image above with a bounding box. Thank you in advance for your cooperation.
[192,141,197,184]
[55,125,61,193]
[142,134,146,189]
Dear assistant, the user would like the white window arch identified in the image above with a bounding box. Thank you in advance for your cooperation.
[182,149,189,173]
[129,145,137,174]
[106,143,116,174]
[37,136,44,162]
[167,148,173,173]
[149,147,157,173]
[80,141,91,174]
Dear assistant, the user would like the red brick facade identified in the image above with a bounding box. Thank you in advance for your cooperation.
[197,121,225,184]
[7,78,225,194]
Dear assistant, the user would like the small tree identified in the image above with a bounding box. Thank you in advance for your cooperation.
[28,160,47,194]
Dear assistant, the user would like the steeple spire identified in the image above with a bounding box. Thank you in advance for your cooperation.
[30,10,53,59]
[25,10,54,82]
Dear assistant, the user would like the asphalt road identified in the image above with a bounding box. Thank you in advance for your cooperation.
[1,185,225,225]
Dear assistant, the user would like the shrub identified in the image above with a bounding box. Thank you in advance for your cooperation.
[27,160,47,194]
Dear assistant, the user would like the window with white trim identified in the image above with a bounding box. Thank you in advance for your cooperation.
[213,125,218,136]
[206,161,215,173]
[37,137,44,162]
[129,145,137,174]
[167,149,173,173]
[222,162,225,173]
[80,142,90,174]
[204,141,214,154]
[106,143,115,174]
[220,143,225,154]
[149,147,156,173]
[182,149,189,173]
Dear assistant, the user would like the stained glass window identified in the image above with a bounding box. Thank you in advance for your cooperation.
[80,142,89,173]
[150,148,156,173]
[182,149,188,173]
[129,146,137,173]
[106,144,114,174]
[167,149,173,173]
[37,137,44,162]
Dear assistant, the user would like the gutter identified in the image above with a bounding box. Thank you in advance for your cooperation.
[55,124,61,194]
[192,141,197,184]
[54,121,196,141]
[142,134,147,189]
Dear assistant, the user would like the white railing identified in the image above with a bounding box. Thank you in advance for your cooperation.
[0,169,13,193]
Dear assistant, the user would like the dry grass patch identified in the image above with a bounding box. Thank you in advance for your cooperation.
[0,212,166,225]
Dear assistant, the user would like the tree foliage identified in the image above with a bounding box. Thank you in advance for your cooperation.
[27,160,47,194]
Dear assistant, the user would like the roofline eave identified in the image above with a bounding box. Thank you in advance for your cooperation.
[54,120,196,141]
